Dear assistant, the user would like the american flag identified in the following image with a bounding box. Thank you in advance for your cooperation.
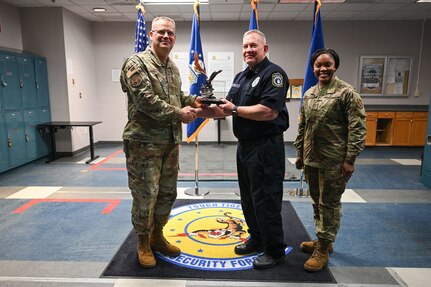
[134,5,149,53]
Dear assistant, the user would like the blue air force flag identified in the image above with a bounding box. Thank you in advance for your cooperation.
[302,0,325,101]
[186,2,209,143]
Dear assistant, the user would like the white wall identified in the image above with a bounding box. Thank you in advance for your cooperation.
[0,1,22,51]
[63,9,99,152]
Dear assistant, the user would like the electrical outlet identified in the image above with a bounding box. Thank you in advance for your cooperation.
[415,90,420,97]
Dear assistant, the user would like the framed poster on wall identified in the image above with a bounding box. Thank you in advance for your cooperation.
[287,79,304,100]
[384,57,412,96]
[359,56,386,95]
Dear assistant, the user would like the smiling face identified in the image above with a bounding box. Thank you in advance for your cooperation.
[313,53,337,87]
[242,31,268,70]
[149,18,176,61]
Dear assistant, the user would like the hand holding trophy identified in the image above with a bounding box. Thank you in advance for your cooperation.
[200,70,224,105]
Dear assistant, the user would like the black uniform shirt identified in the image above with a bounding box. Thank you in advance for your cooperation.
[226,57,290,141]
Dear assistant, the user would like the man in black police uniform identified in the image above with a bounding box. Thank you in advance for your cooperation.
[190,29,289,269]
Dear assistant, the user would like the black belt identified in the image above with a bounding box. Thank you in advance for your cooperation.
[239,134,283,146]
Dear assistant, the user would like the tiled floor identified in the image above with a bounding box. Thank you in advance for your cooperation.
[0,143,430,287]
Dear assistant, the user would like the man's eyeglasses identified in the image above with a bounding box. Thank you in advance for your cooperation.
[152,29,176,37]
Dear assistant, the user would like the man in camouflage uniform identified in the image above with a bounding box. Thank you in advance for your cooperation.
[120,16,203,268]
[294,48,366,272]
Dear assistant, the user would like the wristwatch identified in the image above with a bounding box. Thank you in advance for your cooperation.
[232,105,239,117]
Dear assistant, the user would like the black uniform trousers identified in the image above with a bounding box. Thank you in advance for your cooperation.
[236,134,286,259]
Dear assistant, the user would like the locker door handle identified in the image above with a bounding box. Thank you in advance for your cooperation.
[1,79,6,87]
[7,138,12,147]
[25,134,29,142]
[19,78,24,88]
[36,80,39,89]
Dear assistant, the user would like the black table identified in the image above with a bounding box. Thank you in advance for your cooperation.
[37,121,102,164]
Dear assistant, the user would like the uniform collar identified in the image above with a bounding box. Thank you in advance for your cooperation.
[147,47,171,68]
[246,57,269,74]
[310,76,339,95]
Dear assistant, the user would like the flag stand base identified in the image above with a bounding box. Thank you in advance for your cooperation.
[184,187,210,197]
[289,188,310,198]
[289,169,309,197]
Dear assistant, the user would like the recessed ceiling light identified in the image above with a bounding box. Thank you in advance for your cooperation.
[93,8,107,12]
[416,0,431,2]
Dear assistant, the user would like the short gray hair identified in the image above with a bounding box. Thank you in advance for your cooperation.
[151,16,176,30]
[243,29,266,44]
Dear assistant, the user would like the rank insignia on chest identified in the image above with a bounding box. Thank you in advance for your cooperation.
[272,72,283,88]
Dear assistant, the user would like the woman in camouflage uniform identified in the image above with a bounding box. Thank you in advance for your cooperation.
[294,48,366,272]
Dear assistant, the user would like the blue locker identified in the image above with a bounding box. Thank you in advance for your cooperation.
[421,98,431,188]
[4,111,26,167]
[23,110,38,160]
[37,108,51,157]
[0,54,21,110]
[34,58,50,108]
[0,114,9,172]
[17,56,37,109]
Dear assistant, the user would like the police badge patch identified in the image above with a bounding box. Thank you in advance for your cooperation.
[130,74,142,87]
[272,72,283,87]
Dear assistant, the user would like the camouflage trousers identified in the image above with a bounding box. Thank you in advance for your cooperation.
[124,140,178,236]
[303,165,347,243]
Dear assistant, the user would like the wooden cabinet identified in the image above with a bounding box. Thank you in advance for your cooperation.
[411,112,428,146]
[393,112,413,146]
[365,112,377,146]
[365,110,428,146]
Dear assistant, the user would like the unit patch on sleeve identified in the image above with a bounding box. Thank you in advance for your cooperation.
[130,74,142,88]
[272,72,283,88]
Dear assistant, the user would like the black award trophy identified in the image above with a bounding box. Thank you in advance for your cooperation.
[200,70,224,105]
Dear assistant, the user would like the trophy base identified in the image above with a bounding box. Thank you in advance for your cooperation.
[201,98,224,105]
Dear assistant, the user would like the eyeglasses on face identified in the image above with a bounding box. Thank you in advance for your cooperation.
[152,29,176,37]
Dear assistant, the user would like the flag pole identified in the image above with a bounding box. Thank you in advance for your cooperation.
[185,135,209,196]
[184,0,210,197]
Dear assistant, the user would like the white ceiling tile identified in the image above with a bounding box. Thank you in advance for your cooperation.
[211,4,242,12]
[267,11,300,20]
[70,0,108,4]
[211,12,240,20]
[335,3,375,11]
[112,5,139,13]
[272,4,309,12]
[79,5,119,12]
[144,5,181,13]
[37,0,75,6]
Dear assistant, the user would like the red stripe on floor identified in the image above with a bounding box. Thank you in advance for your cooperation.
[88,149,123,170]
[12,198,122,214]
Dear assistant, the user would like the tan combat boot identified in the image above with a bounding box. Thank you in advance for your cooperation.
[151,230,181,257]
[300,239,333,253]
[304,240,329,272]
[137,235,156,268]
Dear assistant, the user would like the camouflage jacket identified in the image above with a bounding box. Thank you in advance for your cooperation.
[294,76,366,168]
[120,48,195,144]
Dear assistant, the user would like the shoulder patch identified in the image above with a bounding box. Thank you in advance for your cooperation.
[130,74,142,87]
[272,72,283,88]
[355,97,364,110]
